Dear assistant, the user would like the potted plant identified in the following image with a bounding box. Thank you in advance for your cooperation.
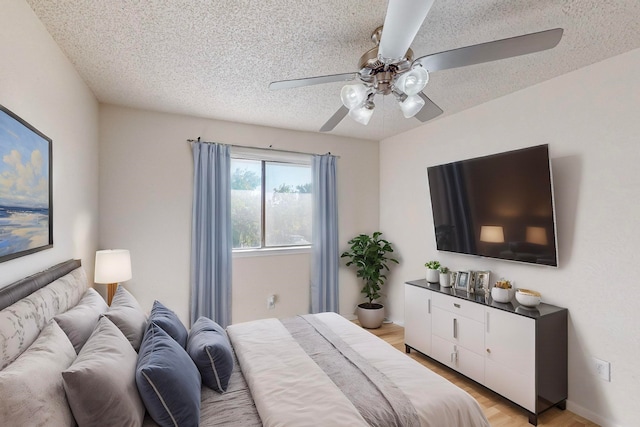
[341,232,399,329]
[424,260,441,283]
[439,266,451,287]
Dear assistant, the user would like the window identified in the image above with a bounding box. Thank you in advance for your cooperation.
[230,149,312,250]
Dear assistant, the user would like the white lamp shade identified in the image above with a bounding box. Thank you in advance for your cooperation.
[94,249,132,284]
[348,105,374,125]
[340,84,368,109]
[399,94,425,118]
[480,226,505,243]
[397,66,429,96]
[526,226,548,245]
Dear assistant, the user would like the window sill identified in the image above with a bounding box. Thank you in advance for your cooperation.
[232,246,311,258]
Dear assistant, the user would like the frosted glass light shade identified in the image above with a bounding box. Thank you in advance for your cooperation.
[340,84,368,109]
[94,249,132,284]
[399,94,425,118]
[397,66,429,96]
[348,105,374,125]
[480,226,505,243]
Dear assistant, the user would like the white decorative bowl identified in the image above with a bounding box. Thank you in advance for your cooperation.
[515,288,541,307]
[491,286,514,303]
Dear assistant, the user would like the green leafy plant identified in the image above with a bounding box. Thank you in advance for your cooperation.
[439,266,449,274]
[424,260,441,270]
[341,232,399,306]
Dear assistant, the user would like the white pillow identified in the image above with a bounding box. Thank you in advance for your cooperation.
[0,321,76,426]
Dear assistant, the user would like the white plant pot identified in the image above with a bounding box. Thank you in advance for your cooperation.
[357,303,384,329]
[426,269,440,283]
[440,272,451,287]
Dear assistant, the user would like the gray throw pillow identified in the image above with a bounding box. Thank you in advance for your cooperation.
[103,286,147,351]
[54,288,108,353]
[62,317,145,427]
[0,321,76,426]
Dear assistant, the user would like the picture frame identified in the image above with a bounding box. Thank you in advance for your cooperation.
[0,104,53,263]
[473,271,491,294]
[449,271,458,287]
[455,271,471,291]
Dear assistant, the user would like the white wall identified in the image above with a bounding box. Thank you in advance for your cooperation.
[380,48,640,427]
[98,105,379,324]
[0,1,99,287]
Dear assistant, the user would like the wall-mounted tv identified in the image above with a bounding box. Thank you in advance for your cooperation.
[427,144,558,267]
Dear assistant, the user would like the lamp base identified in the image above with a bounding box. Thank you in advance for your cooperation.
[107,283,119,306]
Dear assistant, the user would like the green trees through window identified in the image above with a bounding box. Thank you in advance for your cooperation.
[230,159,312,249]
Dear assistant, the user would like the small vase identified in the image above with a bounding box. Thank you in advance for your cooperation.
[440,272,451,287]
[426,269,439,283]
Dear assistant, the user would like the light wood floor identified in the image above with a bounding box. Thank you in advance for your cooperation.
[362,321,599,427]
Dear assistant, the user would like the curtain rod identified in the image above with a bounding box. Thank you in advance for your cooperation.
[187,138,339,158]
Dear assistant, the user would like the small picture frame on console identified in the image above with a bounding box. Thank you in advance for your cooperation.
[449,271,458,287]
[473,271,491,294]
[455,271,470,291]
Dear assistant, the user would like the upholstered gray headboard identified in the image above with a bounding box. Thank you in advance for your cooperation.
[0,259,81,311]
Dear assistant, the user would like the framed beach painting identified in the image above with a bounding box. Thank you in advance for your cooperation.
[0,104,52,263]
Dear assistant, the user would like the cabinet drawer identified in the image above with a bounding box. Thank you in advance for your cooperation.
[432,307,485,355]
[432,335,485,384]
[432,292,485,323]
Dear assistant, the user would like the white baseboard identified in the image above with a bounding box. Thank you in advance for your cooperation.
[566,400,621,427]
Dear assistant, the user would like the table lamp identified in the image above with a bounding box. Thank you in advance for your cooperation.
[94,249,132,305]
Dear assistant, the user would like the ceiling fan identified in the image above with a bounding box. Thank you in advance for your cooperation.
[269,0,563,132]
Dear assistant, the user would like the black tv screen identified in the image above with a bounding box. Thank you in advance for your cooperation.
[427,144,558,267]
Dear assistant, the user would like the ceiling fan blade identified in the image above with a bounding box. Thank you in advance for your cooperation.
[414,93,443,122]
[378,0,435,62]
[320,106,349,132]
[415,28,563,72]
[269,73,357,90]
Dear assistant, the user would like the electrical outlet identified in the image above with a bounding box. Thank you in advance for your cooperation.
[593,357,611,382]
[267,295,276,310]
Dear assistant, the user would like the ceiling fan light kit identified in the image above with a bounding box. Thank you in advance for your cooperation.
[269,0,563,132]
[399,94,426,118]
[340,84,370,110]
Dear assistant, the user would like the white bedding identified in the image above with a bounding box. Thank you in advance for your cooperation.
[227,312,489,427]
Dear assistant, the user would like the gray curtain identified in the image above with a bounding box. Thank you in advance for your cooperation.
[190,142,232,327]
[310,154,339,313]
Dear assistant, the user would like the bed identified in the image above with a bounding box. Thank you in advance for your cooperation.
[0,260,489,427]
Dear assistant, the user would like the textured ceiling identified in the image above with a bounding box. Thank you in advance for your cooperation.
[26,0,640,141]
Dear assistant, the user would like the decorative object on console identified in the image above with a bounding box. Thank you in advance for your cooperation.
[449,271,458,287]
[424,260,441,283]
[455,271,471,291]
[438,266,450,287]
[473,271,491,294]
[94,249,132,305]
[515,288,541,307]
[341,231,399,329]
[0,104,53,264]
[491,279,514,303]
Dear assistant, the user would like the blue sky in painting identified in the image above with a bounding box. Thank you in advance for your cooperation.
[0,109,49,208]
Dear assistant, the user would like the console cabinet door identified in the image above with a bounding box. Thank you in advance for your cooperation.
[404,284,431,355]
[484,306,536,411]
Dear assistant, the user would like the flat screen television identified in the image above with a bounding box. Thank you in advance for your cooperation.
[427,144,558,267]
